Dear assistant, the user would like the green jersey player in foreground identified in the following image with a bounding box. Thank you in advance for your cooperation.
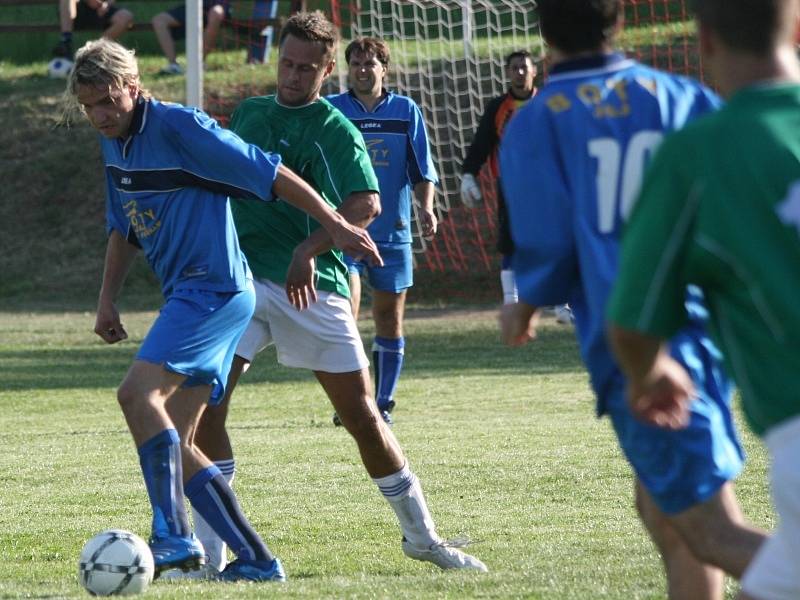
[185,11,487,575]
[608,0,800,598]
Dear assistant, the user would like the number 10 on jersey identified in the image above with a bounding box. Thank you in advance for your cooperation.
[589,130,663,234]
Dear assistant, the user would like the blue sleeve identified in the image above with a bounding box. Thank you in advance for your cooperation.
[406,101,438,185]
[665,77,721,130]
[104,171,127,237]
[499,105,577,306]
[162,106,282,202]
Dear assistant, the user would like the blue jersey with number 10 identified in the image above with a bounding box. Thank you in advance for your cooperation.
[500,54,720,409]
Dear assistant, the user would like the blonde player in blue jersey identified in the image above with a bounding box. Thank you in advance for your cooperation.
[66,38,379,582]
[499,1,766,598]
[327,37,438,425]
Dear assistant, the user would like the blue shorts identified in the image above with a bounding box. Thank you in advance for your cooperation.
[137,285,255,405]
[606,332,744,515]
[345,242,412,293]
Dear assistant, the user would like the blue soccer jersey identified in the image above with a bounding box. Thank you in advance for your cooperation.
[500,54,720,411]
[327,90,438,243]
[101,98,282,298]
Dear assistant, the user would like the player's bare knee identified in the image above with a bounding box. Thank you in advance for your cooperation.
[341,407,384,442]
[199,402,228,432]
[676,521,726,565]
[116,381,143,413]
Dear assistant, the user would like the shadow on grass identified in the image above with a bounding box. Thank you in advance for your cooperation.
[0,320,583,392]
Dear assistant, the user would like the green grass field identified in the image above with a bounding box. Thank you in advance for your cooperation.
[0,309,773,598]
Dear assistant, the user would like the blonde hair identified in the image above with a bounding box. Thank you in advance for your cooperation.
[61,39,149,124]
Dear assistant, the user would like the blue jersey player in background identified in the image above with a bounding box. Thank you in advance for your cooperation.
[66,38,380,582]
[328,37,438,425]
[498,2,766,598]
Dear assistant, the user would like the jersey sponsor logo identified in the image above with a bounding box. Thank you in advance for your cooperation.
[350,118,408,135]
[365,138,390,167]
[577,81,631,119]
[776,181,800,236]
[546,93,571,113]
[123,199,161,239]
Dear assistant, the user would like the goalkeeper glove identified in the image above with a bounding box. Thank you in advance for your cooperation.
[460,173,483,208]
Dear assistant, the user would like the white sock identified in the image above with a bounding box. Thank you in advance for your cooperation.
[192,459,235,571]
[373,462,438,548]
[500,269,518,305]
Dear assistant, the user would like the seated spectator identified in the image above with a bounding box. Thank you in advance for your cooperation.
[52,0,133,59]
[246,0,277,64]
[151,0,229,75]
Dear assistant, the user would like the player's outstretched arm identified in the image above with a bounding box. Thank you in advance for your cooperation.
[95,230,138,344]
[607,324,694,430]
[273,165,381,264]
[500,301,540,346]
[284,190,382,310]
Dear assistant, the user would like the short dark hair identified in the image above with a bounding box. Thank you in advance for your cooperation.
[345,37,390,66]
[537,0,621,54]
[691,0,796,54]
[278,10,339,62]
[504,50,534,68]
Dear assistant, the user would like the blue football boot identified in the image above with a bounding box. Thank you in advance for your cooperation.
[217,557,286,582]
[150,534,206,578]
[378,400,395,425]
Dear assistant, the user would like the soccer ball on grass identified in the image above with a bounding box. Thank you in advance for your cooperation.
[47,57,74,79]
[78,530,154,596]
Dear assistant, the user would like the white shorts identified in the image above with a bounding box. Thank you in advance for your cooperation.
[741,414,800,600]
[235,277,369,373]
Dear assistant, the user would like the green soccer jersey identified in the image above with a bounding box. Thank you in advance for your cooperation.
[229,95,379,298]
[608,84,800,436]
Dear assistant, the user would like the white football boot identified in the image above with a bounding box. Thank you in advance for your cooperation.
[402,538,488,572]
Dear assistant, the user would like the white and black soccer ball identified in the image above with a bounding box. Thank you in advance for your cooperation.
[78,530,154,596]
[47,57,74,79]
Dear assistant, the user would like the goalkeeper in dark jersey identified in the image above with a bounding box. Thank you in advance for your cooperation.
[460,51,573,322]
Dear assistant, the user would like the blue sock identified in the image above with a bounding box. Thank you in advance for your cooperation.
[373,336,405,410]
[137,429,191,540]
[185,466,273,562]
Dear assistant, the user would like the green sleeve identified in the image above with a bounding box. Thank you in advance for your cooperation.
[607,132,698,337]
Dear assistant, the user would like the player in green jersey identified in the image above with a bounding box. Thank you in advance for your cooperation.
[183,11,487,576]
[607,0,800,598]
